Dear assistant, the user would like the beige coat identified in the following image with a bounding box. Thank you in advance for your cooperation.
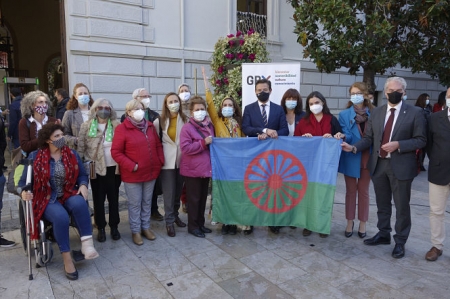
[78,118,120,176]
[62,107,86,150]
[153,115,186,170]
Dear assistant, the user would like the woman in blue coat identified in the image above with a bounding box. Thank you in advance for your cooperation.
[338,82,374,238]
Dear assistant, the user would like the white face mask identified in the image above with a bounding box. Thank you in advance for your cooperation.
[168,102,180,113]
[285,100,297,110]
[132,109,145,121]
[141,97,151,108]
[193,110,206,122]
[446,98,450,108]
[426,99,430,105]
[179,92,191,102]
[310,104,323,115]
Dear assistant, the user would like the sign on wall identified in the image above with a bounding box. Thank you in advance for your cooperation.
[241,62,301,111]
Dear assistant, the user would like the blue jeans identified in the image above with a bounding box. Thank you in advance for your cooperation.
[43,195,92,253]
[124,180,155,233]
[0,174,5,232]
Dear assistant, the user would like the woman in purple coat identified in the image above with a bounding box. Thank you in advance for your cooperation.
[180,96,215,238]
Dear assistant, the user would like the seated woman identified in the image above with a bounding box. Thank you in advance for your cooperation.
[20,123,99,281]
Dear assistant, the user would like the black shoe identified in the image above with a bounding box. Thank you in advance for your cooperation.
[0,236,16,247]
[392,243,405,258]
[151,211,164,221]
[358,231,367,238]
[189,229,205,238]
[111,227,121,240]
[64,266,79,280]
[345,221,354,238]
[97,229,106,243]
[269,226,280,234]
[229,225,237,235]
[302,228,312,236]
[200,226,212,233]
[363,233,391,246]
[290,226,297,229]
[221,224,230,235]
[243,226,253,235]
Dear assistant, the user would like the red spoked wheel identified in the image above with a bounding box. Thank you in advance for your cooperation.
[244,150,307,213]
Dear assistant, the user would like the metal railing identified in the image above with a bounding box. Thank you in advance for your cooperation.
[237,11,266,37]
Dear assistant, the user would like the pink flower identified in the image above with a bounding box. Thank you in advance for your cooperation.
[247,28,255,35]
[238,89,242,96]
[239,39,245,46]
[226,53,234,59]
[227,34,235,38]
[236,53,244,60]
[215,79,222,86]
[218,66,224,74]
[236,31,242,37]
[223,78,229,85]
[228,40,235,47]
[249,53,256,61]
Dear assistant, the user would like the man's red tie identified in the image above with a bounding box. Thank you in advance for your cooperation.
[380,108,396,158]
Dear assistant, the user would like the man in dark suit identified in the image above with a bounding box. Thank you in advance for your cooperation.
[242,79,289,234]
[424,87,450,262]
[342,76,426,259]
[8,87,23,149]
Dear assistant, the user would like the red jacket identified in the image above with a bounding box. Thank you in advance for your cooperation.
[111,118,164,183]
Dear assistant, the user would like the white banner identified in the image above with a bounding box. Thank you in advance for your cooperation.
[241,62,301,112]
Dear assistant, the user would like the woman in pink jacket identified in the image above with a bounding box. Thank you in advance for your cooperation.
[111,99,164,245]
[180,96,215,238]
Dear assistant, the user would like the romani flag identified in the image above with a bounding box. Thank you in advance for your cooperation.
[210,136,342,234]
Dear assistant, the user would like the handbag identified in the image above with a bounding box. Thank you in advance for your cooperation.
[86,132,104,180]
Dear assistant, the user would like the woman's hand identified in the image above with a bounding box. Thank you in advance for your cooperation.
[302,133,313,138]
[334,132,345,139]
[204,136,213,145]
[323,133,332,138]
[201,66,209,90]
[21,191,33,201]
[77,184,89,200]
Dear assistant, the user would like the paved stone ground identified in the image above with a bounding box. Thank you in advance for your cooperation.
[1,158,450,298]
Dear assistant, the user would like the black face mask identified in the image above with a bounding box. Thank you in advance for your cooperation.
[387,91,403,105]
[257,91,270,103]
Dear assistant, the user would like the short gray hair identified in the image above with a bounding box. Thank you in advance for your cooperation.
[132,88,147,100]
[20,90,50,118]
[384,77,407,92]
[89,98,117,120]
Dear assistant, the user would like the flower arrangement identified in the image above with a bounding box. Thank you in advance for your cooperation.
[210,29,270,108]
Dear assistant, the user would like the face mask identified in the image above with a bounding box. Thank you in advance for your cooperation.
[221,107,234,117]
[257,91,270,103]
[168,102,180,113]
[285,100,297,110]
[446,98,450,108]
[35,104,48,115]
[96,109,111,119]
[51,137,65,149]
[350,94,364,105]
[179,92,191,102]
[193,110,206,122]
[310,104,323,115]
[426,99,430,105]
[78,95,90,105]
[141,97,151,108]
[387,91,403,105]
[402,95,407,101]
[132,109,145,121]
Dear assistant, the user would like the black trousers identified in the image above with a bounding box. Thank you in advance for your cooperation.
[371,158,413,244]
[90,166,122,230]
[151,176,162,213]
[184,176,210,232]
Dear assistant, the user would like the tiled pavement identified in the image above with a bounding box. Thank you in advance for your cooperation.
[1,159,450,298]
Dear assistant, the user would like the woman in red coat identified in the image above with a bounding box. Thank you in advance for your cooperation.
[111,99,164,245]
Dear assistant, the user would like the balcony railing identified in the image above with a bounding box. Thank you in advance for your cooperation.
[237,11,266,37]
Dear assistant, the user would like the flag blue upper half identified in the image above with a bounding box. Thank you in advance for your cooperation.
[210,136,342,186]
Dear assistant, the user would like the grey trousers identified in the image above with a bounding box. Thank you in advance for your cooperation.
[160,169,184,225]
[124,180,156,233]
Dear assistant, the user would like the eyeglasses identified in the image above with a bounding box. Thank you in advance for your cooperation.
[97,106,111,111]
[138,95,152,98]
[350,92,363,96]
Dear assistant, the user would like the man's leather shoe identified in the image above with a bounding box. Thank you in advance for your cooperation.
[151,211,164,221]
[189,229,205,238]
[97,228,106,242]
[425,247,442,261]
[166,224,176,237]
[269,226,280,234]
[392,243,405,259]
[243,226,253,235]
[64,266,78,280]
[174,217,186,227]
[302,228,312,236]
[110,227,121,240]
[363,233,390,246]
[141,229,156,240]
[200,226,212,233]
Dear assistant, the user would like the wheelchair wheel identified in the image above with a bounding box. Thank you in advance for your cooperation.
[36,241,53,268]
[17,199,28,253]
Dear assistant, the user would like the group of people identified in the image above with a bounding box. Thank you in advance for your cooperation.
[1,74,449,281]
